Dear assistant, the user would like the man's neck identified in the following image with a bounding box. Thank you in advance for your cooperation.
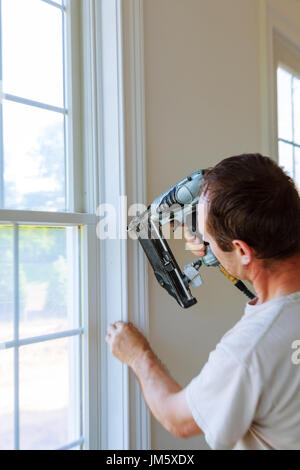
[249,253,300,305]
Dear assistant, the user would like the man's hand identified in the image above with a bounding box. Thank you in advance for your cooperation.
[105,320,202,439]
[105,321,150,368]
[184,226,207,257]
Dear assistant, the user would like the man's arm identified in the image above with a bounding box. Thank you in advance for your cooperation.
[105,321,202,439]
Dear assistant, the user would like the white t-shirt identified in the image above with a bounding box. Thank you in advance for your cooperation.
[185,291,300,450]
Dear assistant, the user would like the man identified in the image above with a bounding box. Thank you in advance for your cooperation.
[105,154,300,450]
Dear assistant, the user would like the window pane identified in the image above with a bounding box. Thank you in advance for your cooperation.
[0,225,13,343]
[2,0,64,107]
[19,226,79,339]
[19,336,81,450]
[293,76,300,145]
[277,67,293,142]
[0,349,14,450]
[278,140,294,178]
[2,100,65,211]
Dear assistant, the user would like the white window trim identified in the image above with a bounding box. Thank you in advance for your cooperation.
[259,0,300,159]
[122,0,151,451]
[81,0,150,450]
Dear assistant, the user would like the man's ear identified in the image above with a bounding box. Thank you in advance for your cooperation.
[232,239,253,265]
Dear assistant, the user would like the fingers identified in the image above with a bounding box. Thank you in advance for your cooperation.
[107,323,117,334]
[105,321,135,339]
[183,226,198,242]
[106,322,118,344]
[185,240,207,257]
[115,321,124,329]
[182,225,207,257]
[185,240,205,250]
[183,226,204,249]
[107,321,125,331]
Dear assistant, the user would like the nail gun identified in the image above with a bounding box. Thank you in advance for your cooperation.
[127,169,255,308]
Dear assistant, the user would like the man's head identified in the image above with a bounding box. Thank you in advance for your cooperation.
[197,154,300,279]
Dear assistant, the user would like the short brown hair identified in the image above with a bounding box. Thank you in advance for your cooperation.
[202,154,300,261]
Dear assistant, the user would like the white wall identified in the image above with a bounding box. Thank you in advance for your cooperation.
[142,0,300,450]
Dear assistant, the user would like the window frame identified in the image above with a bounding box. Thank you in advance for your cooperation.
[259,0,300,160]
[273,31,300,181]
[0,0,150,450]
[276,63,300,182]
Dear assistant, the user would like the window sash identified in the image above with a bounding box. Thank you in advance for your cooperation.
[0,0,84,213]
[0,327,84,351]
[0,0,68,211]
[0,209,96,226]
[0,220,88,450]
[0,217,98,450]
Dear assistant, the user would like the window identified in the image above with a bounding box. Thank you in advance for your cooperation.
[277,67,300,187]
[0,0,146,451]
[275,33,300,188]
[0,0,95,450]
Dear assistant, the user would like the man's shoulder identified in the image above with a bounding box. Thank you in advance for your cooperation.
[217,296,300,369]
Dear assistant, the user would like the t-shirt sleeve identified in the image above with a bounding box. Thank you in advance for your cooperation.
[185,344,261,450]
